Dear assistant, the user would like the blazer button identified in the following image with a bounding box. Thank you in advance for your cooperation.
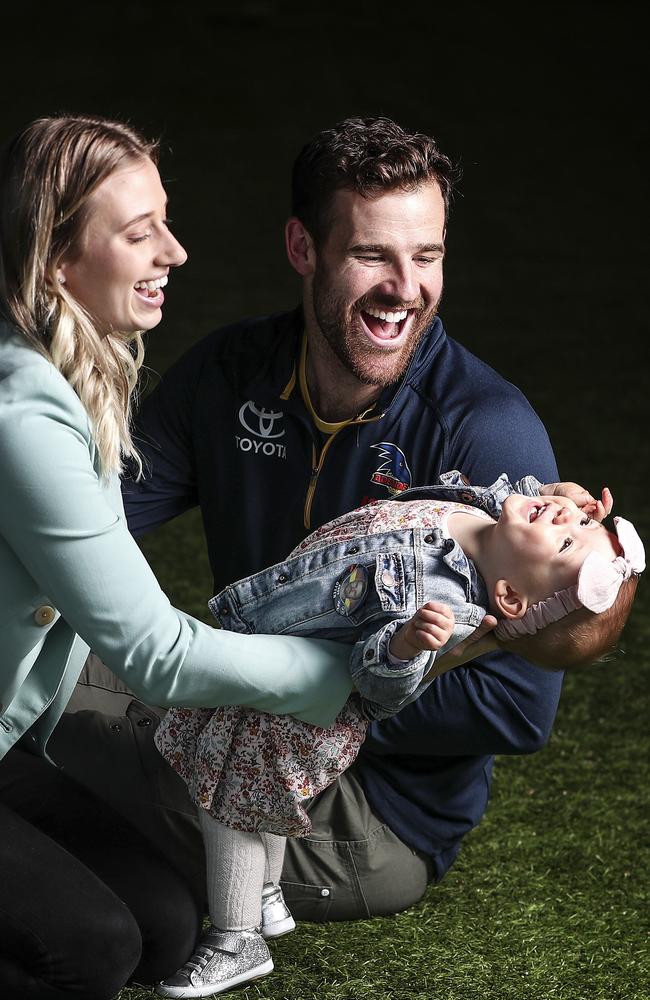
[34,605,56,626]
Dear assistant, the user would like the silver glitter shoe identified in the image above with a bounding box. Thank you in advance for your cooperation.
[155,926,273,998]
[261,882,296,939]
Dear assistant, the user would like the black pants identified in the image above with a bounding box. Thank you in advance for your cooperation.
[0,746,203,1000]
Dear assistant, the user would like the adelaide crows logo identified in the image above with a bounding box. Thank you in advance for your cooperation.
[370,442,412,494]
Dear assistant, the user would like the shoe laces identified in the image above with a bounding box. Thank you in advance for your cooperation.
[180,942,216,976]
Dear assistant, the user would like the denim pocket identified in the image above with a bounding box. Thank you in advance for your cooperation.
[373,552,408,612]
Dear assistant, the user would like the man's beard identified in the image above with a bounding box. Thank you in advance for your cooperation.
[311,269,439,388]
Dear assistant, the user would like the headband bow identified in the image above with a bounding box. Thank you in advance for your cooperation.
[494,515,645,640]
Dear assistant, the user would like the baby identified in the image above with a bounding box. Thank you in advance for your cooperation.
[155,471,643,998]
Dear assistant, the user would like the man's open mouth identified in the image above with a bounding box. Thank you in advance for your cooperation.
[360,306,411,341]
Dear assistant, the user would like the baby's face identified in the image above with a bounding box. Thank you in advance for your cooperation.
[494,495,620,604]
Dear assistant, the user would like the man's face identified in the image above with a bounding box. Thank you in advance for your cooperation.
[306,182,446,386]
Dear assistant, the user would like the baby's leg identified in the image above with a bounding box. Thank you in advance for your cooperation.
[262,831,286,888]
[158,812,275,996]
[198,809,266,931]
[260,832,295,939]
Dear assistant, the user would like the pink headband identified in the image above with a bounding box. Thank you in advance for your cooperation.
[494,516,645,640]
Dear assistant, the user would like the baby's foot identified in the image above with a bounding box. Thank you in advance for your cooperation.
[156,925,272,998]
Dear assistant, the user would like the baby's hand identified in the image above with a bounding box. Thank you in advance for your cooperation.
[423,613,498,681]
[541,482,613,522]
[389,602,455,661]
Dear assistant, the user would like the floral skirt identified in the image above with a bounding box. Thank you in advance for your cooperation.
[154,699,368,837]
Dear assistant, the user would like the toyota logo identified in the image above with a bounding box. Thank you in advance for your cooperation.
[238,401,286,439]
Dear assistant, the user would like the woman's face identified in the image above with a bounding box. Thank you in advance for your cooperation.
[58,157,187,335]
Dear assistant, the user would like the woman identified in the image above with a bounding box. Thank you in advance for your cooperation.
[0,114,353,999]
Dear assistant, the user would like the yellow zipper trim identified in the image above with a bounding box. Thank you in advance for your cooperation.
[299,334,383,529]
[279,364,297,401]
[304,431,342,529]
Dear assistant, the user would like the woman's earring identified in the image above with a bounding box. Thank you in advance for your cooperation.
[58,275,66,285]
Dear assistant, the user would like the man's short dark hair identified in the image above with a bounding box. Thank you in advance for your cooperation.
[291,116,455,244]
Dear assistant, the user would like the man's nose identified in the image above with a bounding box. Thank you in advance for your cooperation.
[381,261,419,304]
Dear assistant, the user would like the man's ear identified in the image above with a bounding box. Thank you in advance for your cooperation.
[493,579,528,620]
[285,217,316,276]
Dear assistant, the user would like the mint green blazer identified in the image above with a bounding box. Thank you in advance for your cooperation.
[0,323,351,760]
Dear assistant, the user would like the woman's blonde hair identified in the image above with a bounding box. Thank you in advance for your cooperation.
[0,114,160,476]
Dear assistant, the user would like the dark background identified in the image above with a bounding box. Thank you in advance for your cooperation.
[2,0,647,543]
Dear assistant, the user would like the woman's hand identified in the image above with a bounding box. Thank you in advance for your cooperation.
[541,482,613,521]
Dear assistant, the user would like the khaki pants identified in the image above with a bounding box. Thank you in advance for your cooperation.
[282,766,435,921]
[49,660,434,922]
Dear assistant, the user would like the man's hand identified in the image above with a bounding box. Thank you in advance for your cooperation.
[389,601,455,662]
[541,482,613,522]
[422,613,499,681]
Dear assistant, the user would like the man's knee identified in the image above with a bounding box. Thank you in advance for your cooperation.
[282,826,431,921]
[280,772,433,921]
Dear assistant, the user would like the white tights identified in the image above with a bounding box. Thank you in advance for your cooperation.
[198,809,286,931]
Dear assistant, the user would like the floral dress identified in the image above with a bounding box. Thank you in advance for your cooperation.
[154,499,487,836]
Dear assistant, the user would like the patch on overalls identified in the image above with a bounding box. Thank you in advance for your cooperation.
[332,564,369,616]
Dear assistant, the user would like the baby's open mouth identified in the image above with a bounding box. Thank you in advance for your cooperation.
[529,503,548,522]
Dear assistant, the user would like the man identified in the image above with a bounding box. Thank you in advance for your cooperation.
[52,117,562,921]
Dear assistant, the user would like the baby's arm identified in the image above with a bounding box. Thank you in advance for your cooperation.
[349,603,459,721]
[540,482,613,521]
[389,601,456,662]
